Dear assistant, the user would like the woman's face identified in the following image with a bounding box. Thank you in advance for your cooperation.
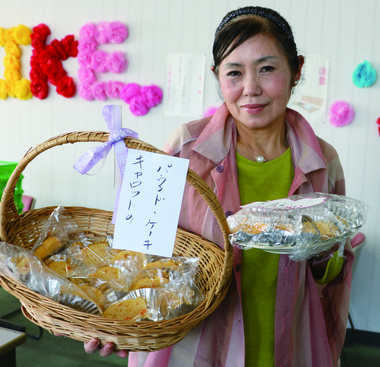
[218,34,300,131]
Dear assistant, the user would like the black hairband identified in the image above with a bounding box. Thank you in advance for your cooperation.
[215,6,294,41]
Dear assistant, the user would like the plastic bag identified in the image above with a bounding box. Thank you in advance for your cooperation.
[227,193,368,261]
[1,206,205,320]
[30,206,89,263]
[0,242,103,315]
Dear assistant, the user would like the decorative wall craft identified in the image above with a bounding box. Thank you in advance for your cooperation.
[0,21,163,116]
[30,24,78,99]
[328,100,355,127]
[78,22,162,116]
[353,60,377,88]
[0,25,33,100]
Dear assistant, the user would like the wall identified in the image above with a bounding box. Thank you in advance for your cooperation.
[0,0,379,333]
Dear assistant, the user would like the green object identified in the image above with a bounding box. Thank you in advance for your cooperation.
[0,161,24,214]
[314,251,344,285]
[236,148,294,367]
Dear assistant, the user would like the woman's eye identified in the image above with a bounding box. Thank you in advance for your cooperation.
[226,70,242,77]
[260,66,275,73]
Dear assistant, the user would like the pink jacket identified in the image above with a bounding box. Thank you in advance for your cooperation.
[129,104,353,367]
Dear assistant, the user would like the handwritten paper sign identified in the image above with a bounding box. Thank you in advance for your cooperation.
[113,149,189,257]
[289,54,330,124]
[163,54,206,116]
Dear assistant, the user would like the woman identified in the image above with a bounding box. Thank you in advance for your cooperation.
[86,6,353,366]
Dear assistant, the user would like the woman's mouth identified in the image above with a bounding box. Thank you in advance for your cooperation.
[242,104,266,114]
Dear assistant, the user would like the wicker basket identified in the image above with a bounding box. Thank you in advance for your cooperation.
[0,131,233,352]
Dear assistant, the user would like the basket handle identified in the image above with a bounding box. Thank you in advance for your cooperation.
[0,131,233,294]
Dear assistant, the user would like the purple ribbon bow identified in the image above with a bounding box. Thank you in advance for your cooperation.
[74,105,138,222]
[74,105,138,175]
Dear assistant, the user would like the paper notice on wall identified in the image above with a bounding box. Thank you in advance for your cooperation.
[164,54,206,116]
[289,55,330,124]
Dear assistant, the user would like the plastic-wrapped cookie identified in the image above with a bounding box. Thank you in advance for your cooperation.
[144,258,183,272]
[103,297,147,321]
[11,255,34,282]
[111,250,146,271]
[129,275,169,291]
[34,236,63,261]
[89,265,131,292]
[14,257,32,273]
[159,288,197,319]
[230,219,268,234]
[47,261,73,278]
[80,240,112,268]
[90,265,121,281]
[76,284,107,310]
[312,219,342,240]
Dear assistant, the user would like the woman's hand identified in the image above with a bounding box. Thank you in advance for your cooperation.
[308,242,341,279]
[84,338,129,358]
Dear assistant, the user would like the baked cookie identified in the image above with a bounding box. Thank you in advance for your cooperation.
[111,250,146,270]
[229,218,268,234]
[144,258,183,272]
[129,276,169,291]
[90,266,121,282]
[80,240,111,268]
[103,298,147,321]
[76,284,107,309]
[34,236,63,261]
[313,220,341,240]
[47,261,71,278]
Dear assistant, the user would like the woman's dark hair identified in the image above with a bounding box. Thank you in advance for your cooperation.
[212,6,300,80]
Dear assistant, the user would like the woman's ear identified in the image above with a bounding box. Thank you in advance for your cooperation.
[295,55,304,81]
[211,65,219,79]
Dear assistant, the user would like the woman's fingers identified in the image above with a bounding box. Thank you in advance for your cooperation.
[114,350,129,358]
[84,338,128,358]
[84,338,101,354]
[98,342,116,357]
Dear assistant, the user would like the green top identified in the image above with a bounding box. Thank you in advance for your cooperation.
[236,147,343,366]
[237,148,294,367]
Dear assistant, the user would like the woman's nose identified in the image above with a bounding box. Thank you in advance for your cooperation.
[244,75,262,96]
